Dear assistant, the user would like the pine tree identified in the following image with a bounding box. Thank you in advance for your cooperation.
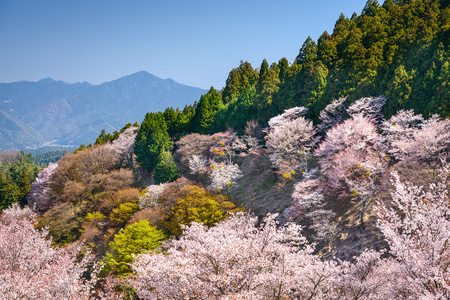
[295,36,318,65]
[134,112,173,172]
[17,169,30,207]
[192,87,223,134]
[153,151,178,184]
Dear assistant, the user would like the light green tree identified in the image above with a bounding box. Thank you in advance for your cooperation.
[103,219,166,276]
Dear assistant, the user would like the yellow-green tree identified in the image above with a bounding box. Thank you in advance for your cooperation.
[103,219,166,277]
[169,185,241,236]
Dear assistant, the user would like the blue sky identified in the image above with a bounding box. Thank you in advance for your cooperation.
[0,0,370,89]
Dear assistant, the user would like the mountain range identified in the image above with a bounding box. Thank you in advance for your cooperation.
[0,71,207,150]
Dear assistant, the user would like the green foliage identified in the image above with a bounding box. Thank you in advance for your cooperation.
[94,122,138,146]
[222,61,259,104]
[169,185,241,236]
[0,150,40,210]
[110,202,140,227]
[214,86,257,132]
[192,87,223,134]
[153,151,178,184]
[296,36,318,65]
[32,150,71,166]
[134,112,173,172]
[163,105,196,138]
[209,0,450,129]
[103,219,166,276]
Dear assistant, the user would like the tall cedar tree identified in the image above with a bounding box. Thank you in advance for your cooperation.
[134,112,173,172]
[192,87,223,134]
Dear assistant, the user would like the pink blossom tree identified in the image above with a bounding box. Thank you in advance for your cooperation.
[337,249,407,299]
[129,213,339,300]
[393,117,450,163]
[292,170,335,241]
[138,183,168,210]
[26,162,58,213]
[186,130,246,192]
[315,114,388,229]
[105,126,138,169]
[375,163,450,299]
[382,109,427,160]
[0,204,96,299]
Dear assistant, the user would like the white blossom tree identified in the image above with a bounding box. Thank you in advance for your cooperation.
[394,117,450,163]
[0,204,96,299]
[105,126,138,168]
[138,183,168,210]
[129,213,339,300]
[292,169,335,241]
[187,155,209,175]
[382,109,427,160]
[266,115,315,171]
[346,96,386,124]
[375,163,450,299]
[208,162,243,192]
[318,97,349,134]
[337,249,407,299]
[267,106,308,129]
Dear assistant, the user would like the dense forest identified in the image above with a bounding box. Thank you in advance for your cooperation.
[0,0,449,299]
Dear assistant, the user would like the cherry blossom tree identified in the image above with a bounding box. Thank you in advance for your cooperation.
[129,213,339,300]
[292,169,335,241]
[375,163,450,299]
[0,204,96,299]
[346,96,386,124]
[266,114,315,171]
[318,97,349,134]
[315,114,387,229]
[26,162,58,213]
[105,126,138,168]
[208,161,243,192]
[337,249,407,299]
[188,155,209,175]
[395,117,450,163]
[267,106,308,129]
[138,183,168,210]
[382,109,427,160]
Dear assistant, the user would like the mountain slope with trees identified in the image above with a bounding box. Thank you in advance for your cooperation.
[0,0,449,298]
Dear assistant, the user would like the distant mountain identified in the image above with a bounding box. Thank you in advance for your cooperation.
[0,72,207,150]
[0,109,46,150]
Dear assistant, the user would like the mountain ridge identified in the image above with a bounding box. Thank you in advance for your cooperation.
[0,71,207,150]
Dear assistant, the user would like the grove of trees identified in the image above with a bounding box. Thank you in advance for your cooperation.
[0,0,449,298]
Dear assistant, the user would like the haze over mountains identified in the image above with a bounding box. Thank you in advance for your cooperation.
[0,71,207,150]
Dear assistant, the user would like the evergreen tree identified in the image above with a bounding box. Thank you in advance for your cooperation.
[222,61,258,103]
[0,172,19,211]
[134,112,173,172]
[17,169,30,207]
[192,87,223,134]
[295,36,318,65]
[153,151,178,184]
[259,59,269,83]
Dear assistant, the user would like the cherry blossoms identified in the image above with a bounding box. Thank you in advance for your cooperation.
[266,107,315,170]
[0,204,96,299]
[26,162,58,212]
[129,213,338,300]
[375,163,450,299]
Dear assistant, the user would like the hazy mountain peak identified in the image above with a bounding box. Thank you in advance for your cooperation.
[0,72,207,150]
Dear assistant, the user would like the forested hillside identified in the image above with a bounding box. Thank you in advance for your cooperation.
[0,0,449,299]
